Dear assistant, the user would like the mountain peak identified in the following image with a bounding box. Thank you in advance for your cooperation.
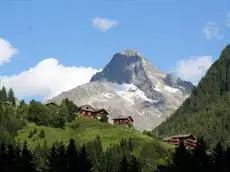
[90,50,151,84]
[120,48,142,57]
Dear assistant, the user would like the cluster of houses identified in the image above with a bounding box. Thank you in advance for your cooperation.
[79,105,198,149]
[78,105,197,149]
[78,104,134,127]
[46,102,197,149]
[46,102,134,127]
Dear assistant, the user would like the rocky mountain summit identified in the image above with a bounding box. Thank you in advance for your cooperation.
[49,49,193,131]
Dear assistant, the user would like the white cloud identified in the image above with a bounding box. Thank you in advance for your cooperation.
[92,17,119,32]
[203,22,223,40]
[0,38,18,65]
[226,12,230,27]
[0,58,101,100]
[175,56,214,85]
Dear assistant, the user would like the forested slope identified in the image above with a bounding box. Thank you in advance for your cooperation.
[155,45,230,146]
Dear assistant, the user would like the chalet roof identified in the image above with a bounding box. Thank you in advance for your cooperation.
[163,133,196,141]
[94,108,109,114]
[113,116,134,122]
[45,102,58,107]
[78,104,93,108]
[78,105,95,112]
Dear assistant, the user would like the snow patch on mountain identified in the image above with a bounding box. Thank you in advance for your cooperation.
[163,85,180,93]
[154,82,181,94]
[108,83,158,105]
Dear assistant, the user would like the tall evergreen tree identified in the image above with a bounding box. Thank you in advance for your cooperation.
[66,139,79,172]
[7,88,15,106]
[190,137,210,171]
[6,144,17,172]
[119,155,129,172]
[223,147,230,171]
[128,155,142,172]
[47,142,67,172]
[1,87,7,102]
[212,142,225,172]
[170,142,191,172]
[47,143,58,172]
[0,142,7,171]
[34,142,48,172]
[19,142,36,172]
[86,136,103,172]
[79,144,92,172]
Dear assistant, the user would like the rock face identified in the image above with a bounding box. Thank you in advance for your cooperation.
[49,49,193,131]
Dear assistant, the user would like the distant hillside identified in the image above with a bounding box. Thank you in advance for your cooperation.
[155,45,230,146]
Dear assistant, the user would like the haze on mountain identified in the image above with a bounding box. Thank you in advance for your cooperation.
[155,45,230,146]
[49,49,193,131]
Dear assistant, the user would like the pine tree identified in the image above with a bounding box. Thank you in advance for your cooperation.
[191,137,210,171]
[7,88,15,106]
[47,143,59,172]
[34,142,48,172]
[47,142,67,172]
[79,144,92,172]
[93,135,103,162]
[128,155,142,172]
[223,147,230,171]
[1,87,7,102]
[86,136,103,172]
[119,155,129,172]
[66,139,79,172]
[15,143,21,170]
[0,142,7,171]
[170,142,192,172]
[212,142,225,172]
[6,144,17,172]
[19,142,36,172]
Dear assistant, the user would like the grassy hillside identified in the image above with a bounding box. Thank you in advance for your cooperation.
[17,118,172,155]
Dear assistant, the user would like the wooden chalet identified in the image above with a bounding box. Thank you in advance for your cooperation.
[113,116,134,127]
[78,105,96,119]
[94,108,109,119]
[78,105,109,120]
[163,133,197,149]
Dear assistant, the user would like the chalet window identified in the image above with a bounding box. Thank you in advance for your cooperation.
[82,111,85,114]
[88,112,91,115]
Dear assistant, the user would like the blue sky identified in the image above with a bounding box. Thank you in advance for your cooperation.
[0,0,229,101]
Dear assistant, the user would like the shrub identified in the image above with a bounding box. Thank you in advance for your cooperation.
[28,128,37,138]
[39,129,45,138]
